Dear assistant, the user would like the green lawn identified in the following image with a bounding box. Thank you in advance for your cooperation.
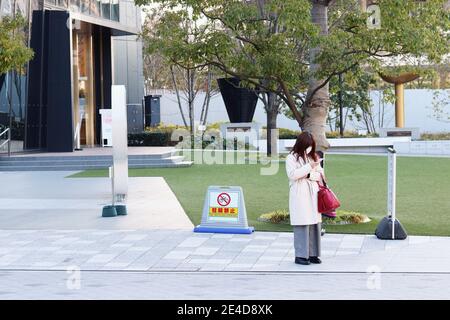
[71,154,450,236]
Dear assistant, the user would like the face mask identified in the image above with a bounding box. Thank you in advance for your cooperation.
[305,147,312,154]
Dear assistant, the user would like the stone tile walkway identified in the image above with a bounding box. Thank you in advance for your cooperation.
[2,270,448,299]
[1,229,449,273]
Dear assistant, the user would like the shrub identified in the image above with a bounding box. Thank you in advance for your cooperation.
[260,127,299,139]
[257,209,370,225]
[420,132,450,141]
[323,210,371,225]
[206,121,228,130]
[145,123,188,133]
[279,128,301,139]
[258,209,290,224]
[128,132,180,147]
[130,128,255,150]
[326,131,379,138]
[176,136,255,150]
[261,128,380,140]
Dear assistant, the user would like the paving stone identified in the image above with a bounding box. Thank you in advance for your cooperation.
[85,254,116,264]
[211,234,233,239]
[193,247,219,256]
[205,258,232,264]
[163,251,191,260]
[225,263,255,270]
[177,237,208,248]
[229,238,252,242]
[242,245,267,253]
[0,255,23,266]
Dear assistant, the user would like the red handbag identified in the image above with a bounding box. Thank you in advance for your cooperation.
[317,173,340,214]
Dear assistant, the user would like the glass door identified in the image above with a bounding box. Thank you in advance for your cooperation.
[72,22,95,147]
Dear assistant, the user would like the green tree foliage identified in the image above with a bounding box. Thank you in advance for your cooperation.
[0,14,33,75]
[136,0,449,149]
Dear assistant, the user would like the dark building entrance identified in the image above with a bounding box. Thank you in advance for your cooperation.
[1,1,144,154]
[25,10,134,152]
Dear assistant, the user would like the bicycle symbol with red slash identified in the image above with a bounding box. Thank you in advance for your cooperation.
[217,192,231,206]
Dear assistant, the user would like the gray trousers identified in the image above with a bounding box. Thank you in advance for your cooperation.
[293,223,321,258]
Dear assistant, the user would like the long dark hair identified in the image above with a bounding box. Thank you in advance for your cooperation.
[290,131,319,162]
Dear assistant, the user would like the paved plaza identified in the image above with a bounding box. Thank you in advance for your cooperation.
[0,171,192,230]
[0,171,449,299]
[0,229,449,299]
[1,229,449,273]
[2,271,448,300]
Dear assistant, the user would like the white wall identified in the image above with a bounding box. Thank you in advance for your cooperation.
[158,89,449,133]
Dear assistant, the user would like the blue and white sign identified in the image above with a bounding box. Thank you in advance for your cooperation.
[194,186,254,234]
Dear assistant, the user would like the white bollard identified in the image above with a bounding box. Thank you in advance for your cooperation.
[111,85,128,202]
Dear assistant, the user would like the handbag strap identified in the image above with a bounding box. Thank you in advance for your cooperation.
[317,172,328,188]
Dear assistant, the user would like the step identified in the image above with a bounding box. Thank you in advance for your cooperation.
[0,161,193,171]
[0,151,177,162]
[0,156,185,167]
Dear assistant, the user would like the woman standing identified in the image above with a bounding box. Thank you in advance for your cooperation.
[286,132,324,265]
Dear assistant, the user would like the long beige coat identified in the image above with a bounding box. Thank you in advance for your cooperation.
[286,152,324,226]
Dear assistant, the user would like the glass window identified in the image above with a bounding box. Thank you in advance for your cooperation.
[111,0,119,21]
[15,0,28,16]
[80,0,90,14]
[91,0,102,17]
[57,0,69,8]
[30,0,42,12]
[101,0,110,19]
[70,0,80,12]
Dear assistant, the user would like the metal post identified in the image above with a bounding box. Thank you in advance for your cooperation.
[7,71,13,157]
[7,128,11,157]
[387,147,397,239]
[375,147,406,240]
[110,166,115,207]
[338,74,344,137]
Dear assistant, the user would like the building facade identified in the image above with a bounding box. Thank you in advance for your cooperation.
[0,0,144,152]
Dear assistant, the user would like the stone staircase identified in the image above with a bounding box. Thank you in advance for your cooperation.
[0,150,193,171]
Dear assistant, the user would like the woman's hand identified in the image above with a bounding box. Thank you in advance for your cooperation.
[309,171,321,181]
[310,160,321,169]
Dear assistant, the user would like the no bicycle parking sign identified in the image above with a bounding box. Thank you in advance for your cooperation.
[209,191,239,222]
[194,186,254,234]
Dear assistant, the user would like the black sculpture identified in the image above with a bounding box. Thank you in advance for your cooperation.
[217,77,258,123]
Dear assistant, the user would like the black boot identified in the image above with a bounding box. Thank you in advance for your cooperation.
[309,256,322,264]
[295,257,310,265]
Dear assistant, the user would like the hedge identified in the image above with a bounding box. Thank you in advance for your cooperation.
[128,132,180,147]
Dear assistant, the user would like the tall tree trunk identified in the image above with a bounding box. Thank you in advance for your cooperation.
[187,68,195,148]
[200,68,212,125]
[170,65,188,127]
[303,1,331,152]
[265,92,278,157]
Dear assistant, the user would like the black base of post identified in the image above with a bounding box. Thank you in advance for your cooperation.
[375,216,407,240]
[102,205,117,217]
[115,204,127,216]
